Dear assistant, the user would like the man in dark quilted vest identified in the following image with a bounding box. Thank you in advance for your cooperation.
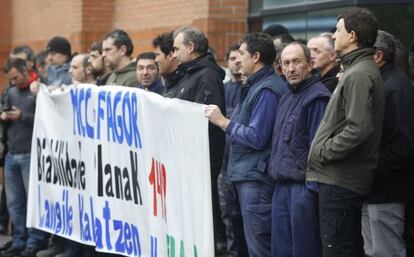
[205,32,287,257]
[268,42,330,257]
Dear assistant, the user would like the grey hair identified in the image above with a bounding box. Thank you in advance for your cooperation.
[374,30,396,63]
[318,32,335,52]
[173,26,209,55]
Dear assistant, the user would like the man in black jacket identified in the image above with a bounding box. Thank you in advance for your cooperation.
[171,26,226,254]
[307,33,339,92]
[361,30,414,257]
[152,32,182,95]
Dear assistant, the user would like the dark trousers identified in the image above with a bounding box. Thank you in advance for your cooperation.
[211,167,226,253]
[0,176,9,228]
[235,181,274,257]
[217,173,248,257]
[318,184,365,257]
[271,182,322,257]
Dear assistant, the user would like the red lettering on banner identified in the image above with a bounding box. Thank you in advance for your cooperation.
[148,158,167,221]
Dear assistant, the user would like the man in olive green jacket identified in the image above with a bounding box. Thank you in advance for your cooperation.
[102,29,138,87]
[306,8,385,257]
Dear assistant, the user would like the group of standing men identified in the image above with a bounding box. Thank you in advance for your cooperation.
[207,7,414,257]
[0,6,414,257]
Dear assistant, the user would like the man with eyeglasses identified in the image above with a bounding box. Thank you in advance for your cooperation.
[268,42,330,257]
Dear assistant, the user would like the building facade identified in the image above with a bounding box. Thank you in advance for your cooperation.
[250,0,414,46]
[0,0,248,88]
[1,0,413,89]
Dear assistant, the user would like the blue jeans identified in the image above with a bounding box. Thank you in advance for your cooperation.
[271,182,322,257]
[4,153,46,248]
[235,181,274,257]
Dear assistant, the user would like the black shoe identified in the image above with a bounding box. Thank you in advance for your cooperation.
[0,245,24,257]
[0,240,12,251]
[21,246,44,257]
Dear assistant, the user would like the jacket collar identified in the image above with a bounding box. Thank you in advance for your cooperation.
[340,47,376,70]
[379,61,394,75]
[288,75,319,94]
[247,65,275,86]
[114,61,136,75]
[321,65,340,80]
[178,53,210,73]
[137,78,163,91]
[163,68,184,89]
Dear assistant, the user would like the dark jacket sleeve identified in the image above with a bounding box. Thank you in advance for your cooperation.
[20,111,35,126]
[377,84,414,176]
[195,70,226,173]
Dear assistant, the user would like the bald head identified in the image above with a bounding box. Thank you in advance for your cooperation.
[280,42,313,87]
[69,54,91,84]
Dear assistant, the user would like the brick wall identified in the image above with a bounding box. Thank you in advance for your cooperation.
[0,0,12,89]
[0,0,248,90]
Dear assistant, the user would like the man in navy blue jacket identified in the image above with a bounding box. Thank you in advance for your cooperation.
[205,32,287,257]
[268,42,330,257]
[217,43,248,257]
[135,52,164,95]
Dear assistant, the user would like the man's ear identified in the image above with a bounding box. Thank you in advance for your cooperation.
[349,30,358,45]
[252,52,261,64]
[85,65,93,76]
[374,50,384,64]
[118,45,127,56]
[187,42,195,55]
[167,51,175,62]
[308,60,314,72]
[328,51,337,62]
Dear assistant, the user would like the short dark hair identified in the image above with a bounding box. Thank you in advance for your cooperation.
[137,52,156,61]
[394,39,410,75]
[36,50,48,68]
[173,26,209,55]
[103,29,134,56]
[226,43,240,61]
[282,41,312,63]
[152,32,174,56]
[80,54,90,69]
[273,33,295,45]
[240,32,276,66]
[4,58,27,74]
[338,8,378,48]
[263,24,289,38]
[374,30,396,63]
[11,45,36,62]
[90,41,102,54]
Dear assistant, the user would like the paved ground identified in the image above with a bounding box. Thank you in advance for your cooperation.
[0,233,11,246]
[0,184,11,247]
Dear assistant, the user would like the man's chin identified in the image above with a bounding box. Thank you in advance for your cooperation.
[287,78,300,85]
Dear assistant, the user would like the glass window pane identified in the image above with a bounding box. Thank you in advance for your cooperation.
[263,0,345,8]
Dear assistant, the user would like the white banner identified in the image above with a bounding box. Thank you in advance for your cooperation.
[27,84,213,257]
